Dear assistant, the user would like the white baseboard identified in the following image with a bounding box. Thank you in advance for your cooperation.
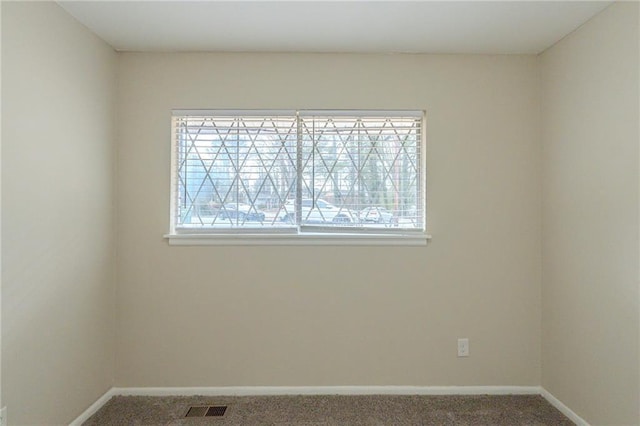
[69,387,116,426]
[111,385,541,397]
[70,385,571,425]
[541,388,590,426]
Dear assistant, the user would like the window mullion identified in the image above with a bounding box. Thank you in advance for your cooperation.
[296,113,303,232]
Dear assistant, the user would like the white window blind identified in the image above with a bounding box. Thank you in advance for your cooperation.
[170,110,425,238]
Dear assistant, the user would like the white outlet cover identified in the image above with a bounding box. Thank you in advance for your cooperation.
[0,406,7,426]
[457,338,469,357]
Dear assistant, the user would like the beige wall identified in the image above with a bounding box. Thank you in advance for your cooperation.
[116,53,541,387]
[540,3,640,425]
[0,0,3,413]
[1,2,117,424]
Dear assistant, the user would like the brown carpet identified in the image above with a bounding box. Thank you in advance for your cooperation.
[83,394,574,425]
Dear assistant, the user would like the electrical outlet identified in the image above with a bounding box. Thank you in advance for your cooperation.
[457,338,469,357]
[1,406,7,426]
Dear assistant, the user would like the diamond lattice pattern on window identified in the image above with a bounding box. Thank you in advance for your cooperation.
[174,115,298,228]
[298,115,422,229]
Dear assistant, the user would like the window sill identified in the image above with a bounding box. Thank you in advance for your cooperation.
[164,232,431,246]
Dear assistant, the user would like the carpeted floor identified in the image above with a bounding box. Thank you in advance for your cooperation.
[83,394,574,425]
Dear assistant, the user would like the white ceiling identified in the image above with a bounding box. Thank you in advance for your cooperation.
[58,1,612,54]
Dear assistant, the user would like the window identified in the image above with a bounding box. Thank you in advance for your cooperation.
[168,110,427,245]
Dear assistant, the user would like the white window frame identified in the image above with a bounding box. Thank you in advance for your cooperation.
[165,109,430,246]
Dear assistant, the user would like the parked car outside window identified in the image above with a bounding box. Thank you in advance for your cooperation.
[359,207,397,225]
[278,199,356,224]
[219,203,266,222]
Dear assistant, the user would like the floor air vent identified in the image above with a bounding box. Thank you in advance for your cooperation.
[206,406,228,417]
[185,405,228,418]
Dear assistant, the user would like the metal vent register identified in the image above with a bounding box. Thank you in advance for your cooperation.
[185,405,228,418]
